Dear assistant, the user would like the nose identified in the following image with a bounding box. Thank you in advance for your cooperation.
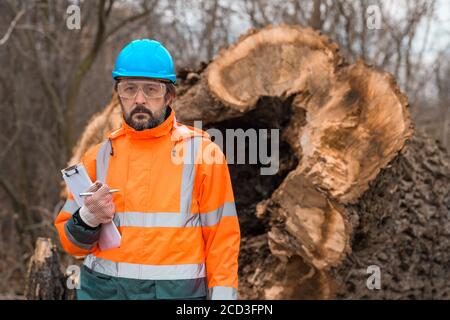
[134,87,147,105]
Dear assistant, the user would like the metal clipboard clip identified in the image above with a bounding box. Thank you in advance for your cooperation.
[61,163,93,207]
[62,164,79,177]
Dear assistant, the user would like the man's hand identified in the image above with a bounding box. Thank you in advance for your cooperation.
[79,181,116,227]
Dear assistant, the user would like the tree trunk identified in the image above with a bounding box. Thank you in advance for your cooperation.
[25,238,76,300]
[65,24,450,299]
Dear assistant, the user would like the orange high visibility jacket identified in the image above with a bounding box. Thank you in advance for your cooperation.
[55,106,241,299]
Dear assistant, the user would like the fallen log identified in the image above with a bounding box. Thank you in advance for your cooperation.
[64,24,450,299]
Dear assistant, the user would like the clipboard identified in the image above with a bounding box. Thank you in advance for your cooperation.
[61,163,121,251]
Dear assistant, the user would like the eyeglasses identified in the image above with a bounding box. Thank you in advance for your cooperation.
[117,80,167,99]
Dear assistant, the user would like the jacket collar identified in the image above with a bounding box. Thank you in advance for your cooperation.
[120,106,175,139]
[108,105,210,142]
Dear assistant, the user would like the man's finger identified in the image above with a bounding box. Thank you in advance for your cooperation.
[97,184,111,195]
[86,181,102,192]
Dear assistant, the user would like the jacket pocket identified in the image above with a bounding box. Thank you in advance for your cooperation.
[77,266,117,300]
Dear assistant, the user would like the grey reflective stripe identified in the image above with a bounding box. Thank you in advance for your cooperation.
[209,286,238,300]
[95,139,118,225]
[199,202,237,227]
[113,202,236,228]
[64,223,95,250]
[84,255,206,280]
[180,136,202,215]
[61,199,80,215]
[116,211,200,228]
[96,139,112,183]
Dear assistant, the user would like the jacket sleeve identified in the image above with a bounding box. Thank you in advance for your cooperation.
[197,140,241,300]
[54,145,101,257]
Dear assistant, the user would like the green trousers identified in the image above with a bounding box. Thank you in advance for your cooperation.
[77,265,208,300]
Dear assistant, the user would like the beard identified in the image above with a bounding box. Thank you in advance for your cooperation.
[123,105,168,131]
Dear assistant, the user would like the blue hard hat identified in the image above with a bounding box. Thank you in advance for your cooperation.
[112,39,176,84]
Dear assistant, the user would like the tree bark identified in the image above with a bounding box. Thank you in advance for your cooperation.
[25,238,75,300]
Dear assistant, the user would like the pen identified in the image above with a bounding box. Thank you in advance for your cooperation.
[79,189,120,197]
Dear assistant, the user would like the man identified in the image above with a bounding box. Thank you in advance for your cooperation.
[54,39,241,300]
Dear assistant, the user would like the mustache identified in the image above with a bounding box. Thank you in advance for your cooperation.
[130,105,153,117]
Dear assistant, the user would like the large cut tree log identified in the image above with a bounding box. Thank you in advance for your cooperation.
[63,24,450,299]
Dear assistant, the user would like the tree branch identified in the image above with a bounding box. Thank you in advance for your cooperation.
[0,7,26,46]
